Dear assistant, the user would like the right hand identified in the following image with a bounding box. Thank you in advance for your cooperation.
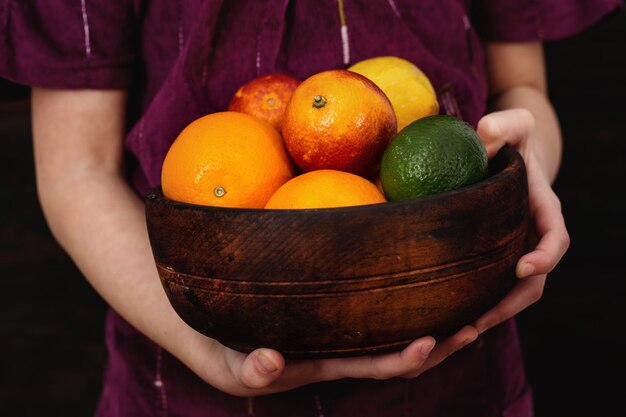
[185,324,478,397]
[473,109,569,335]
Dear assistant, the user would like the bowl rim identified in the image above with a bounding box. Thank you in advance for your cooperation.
[146,145,524,215]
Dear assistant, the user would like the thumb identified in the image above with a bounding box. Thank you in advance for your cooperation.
[477,108,535,159]
[237,348,285,389]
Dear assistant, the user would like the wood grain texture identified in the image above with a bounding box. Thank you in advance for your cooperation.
[146,146,529,358]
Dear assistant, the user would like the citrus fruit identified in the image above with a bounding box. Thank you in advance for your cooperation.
[161,111,295,208]
[227,73,301,132]
[380,115,488,201]
[348,56,439,131]
[373,175,384,194]
[281,69,397,177]
[265,170,386,209]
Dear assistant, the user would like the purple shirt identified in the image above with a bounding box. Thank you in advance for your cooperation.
[1,1,621,416]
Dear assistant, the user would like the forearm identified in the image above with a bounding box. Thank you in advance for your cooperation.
[484,42,562,184]
[31,88,218,379]
[39,170,175,338]
[490,85,562,183]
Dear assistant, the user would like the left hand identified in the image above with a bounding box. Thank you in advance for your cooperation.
[474,109,570,334]
[208,324,478,396]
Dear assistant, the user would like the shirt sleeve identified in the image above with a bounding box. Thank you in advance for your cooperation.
[0,0,139,89]
[471,0,623,42]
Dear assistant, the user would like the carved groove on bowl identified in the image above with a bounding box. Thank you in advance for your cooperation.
[156,231,524,296]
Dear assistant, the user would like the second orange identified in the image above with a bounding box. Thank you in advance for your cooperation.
[281,70,397,177]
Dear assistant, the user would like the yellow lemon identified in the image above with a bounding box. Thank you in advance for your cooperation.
[349,56,439,131]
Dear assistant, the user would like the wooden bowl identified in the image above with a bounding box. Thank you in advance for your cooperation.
[145,146,529,358]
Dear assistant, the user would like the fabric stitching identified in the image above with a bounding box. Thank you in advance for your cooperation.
[178,2,184,53]
[336,0,350,65]
[404,379,411,417]
[247,397,255,416]
[386,0,401,18]
[154,346,168,417]
[79,0,92,58]
[255,3,272,75]
[314,393,325,417]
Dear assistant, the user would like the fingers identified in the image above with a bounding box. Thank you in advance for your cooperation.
[221,337,438,395]
[476,109,535,159]
[517,219,569,278]
[220,328,479,395]
[472,152,567,334]
[517,158,570,278]
[316,326,477,381]
[310,336,437,382]
[405,325,478,377]
[475,275,546,334]
[232,348,285,390]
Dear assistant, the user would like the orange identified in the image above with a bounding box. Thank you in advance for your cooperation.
[281,69,397,177]
[161,111,295,208]
[264,170,386,210]
[373,175,384,195]
[227,73,301,132]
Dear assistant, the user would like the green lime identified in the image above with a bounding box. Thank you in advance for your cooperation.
[380,115,488,201]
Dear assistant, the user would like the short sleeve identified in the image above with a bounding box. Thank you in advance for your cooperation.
[0,0,139,89]
[471,0,623,42]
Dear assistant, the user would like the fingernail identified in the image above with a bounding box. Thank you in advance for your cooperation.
[256,351,278,374]
[516,262,534,278]
[420,339,436,356]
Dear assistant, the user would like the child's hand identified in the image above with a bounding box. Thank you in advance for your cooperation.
[475,109,570,334]
[188,325,478,396]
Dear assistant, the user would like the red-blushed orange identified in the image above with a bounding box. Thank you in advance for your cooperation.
[281,69,397,177]
[227,73,301,132]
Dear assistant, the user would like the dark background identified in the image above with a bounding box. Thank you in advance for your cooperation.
[1,11,625,417]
